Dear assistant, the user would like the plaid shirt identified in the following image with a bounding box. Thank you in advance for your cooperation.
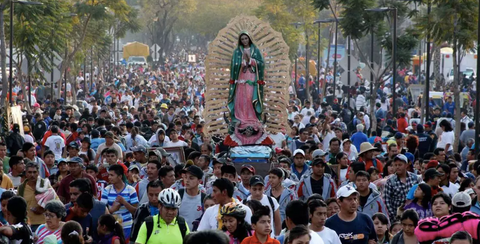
[384,172,418,220]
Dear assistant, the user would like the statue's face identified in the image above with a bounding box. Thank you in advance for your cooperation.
[241,34,250,46]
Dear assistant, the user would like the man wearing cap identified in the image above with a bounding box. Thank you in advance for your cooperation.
[94,131,123,165]
[325,185,377,244]
[247,175,282,236]
[220,164,245,202]
[297,158,336,202]
[179,165,207,230]
[384,154,419,220]
[292,149,310,179]
[66,141,80,160]
[238,164,255,199]
[57,156,98,204]
[452,191,472,214]
[205,159,226,195]
[423,167,444,196]
[357,142,384,173]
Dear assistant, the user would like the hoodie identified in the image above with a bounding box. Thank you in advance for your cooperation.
[264,187,296,223]
[357,188,389,220]
[147,129,170,147]
[297,174,336,201]
[415,124,433,158]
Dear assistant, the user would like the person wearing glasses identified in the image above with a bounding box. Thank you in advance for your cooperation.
[35,200,66,244]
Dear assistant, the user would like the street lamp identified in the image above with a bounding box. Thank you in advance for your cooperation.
[9,0,43,106]
[313,18,336,99]
[475,1,480,156]
[366,7,398,113]
[291,22,310,103]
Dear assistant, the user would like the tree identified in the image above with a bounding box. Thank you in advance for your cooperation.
[338,0,418,133]
[415,0,478,152]
[140,0,196,64]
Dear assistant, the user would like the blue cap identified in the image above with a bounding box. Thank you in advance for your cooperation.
[67,156,83,165]
[405,152,415,164]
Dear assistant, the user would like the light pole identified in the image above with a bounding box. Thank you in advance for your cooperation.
[425,2,432,122]
[366,7,398,112]
[313,18,337,99]
[475,0,480,156]
[291,22,310,103]
[9,0,43,106]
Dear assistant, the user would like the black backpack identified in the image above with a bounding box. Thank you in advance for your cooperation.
[144,215,187,243]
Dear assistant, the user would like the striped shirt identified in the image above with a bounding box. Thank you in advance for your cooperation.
[101,184,139,239]
[34,224,62,244]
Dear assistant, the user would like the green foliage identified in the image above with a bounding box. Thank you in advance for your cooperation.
[337,0,376,39]
[381,28,419,67]
[311,0,331,11]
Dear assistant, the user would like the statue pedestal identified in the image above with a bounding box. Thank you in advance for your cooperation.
[230,145,272,176]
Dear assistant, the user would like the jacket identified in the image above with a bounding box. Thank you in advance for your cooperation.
[296,174,336,201]
[357,188,388,219]
[264,187,297,223]
[390,230,405,244]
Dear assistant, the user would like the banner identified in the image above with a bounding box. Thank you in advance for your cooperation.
[323,44,346,65]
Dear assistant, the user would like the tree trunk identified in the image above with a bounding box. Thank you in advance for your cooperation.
[452,42,461,153]
[0,5,7,104]
[433,45,441,89]
[322,24,334,98]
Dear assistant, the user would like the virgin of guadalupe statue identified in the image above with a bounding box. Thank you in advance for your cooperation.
[226,32,270,145]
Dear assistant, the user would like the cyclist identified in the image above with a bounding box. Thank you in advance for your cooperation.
[134,188,189,244]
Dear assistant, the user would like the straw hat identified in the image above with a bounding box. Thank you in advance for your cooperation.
[358,142,379,155]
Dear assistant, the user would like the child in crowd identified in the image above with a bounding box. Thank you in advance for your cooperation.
[240,205,279,244]
[97,214,126,244]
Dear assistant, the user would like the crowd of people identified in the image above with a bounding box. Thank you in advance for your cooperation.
[0,46,477,244]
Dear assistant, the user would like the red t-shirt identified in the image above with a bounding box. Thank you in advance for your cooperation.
[98,162,128,182]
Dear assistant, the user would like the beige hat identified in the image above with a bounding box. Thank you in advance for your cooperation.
[358,142,378,155]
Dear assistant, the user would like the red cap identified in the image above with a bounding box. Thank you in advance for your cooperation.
[427,160,439,169]
[241,164,256,174]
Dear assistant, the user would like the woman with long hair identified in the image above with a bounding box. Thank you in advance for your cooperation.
[335,152,349,183]
[372,213,392,244]
[404,183,433,219]
[439,119,455,155]
[391,210,419,244]
[79,137,96,164]
[124,126,148,150]
[97,214,125,244]
[220,202,253,244]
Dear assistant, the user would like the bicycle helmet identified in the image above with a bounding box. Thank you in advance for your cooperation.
[158,188,182,208]
[220,202,246,219]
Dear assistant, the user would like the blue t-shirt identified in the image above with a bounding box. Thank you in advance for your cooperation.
[351,132,368,152]
[325,212,376,244]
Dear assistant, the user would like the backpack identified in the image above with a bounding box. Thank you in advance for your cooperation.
[178,188,207,211]
[243,195,275,214]
[144,215,187,243]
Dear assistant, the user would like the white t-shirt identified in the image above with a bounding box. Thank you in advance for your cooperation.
[441,182,460,199]
[247,194,279,237]
[179,191,204,230]
[269,132,286,149]
[164,140,188,148]
[316,227,341,244]
[44,135,65,159]
[197,201,252,231]
[437,131,454,151]
[8,173,22,188]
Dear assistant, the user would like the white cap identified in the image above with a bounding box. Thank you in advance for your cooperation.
[337,184,359,198]
[452,191,472,208]
[312,149,327,159]
[293,149,305,156]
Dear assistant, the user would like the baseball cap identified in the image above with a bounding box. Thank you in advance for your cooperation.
[311,158,327,166]
[221,164,237,175]
[337,184,359,198]
[132,146,147,154]
[293,149,305,157]
[68,141,79,149]
[394,154,408,164]
[249,175,265,186]
[394,132,405,139]
[241,164,255,174]
[426,160,439,169]
[128,165,140,172]
[424,121,432,128]
[56,158,67,166]
[452,191,472,210]
[157,148,171,157]
[67,156,83,165]
[312,149,327,159]
[425,168,444,180]
[186,165,204,179]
